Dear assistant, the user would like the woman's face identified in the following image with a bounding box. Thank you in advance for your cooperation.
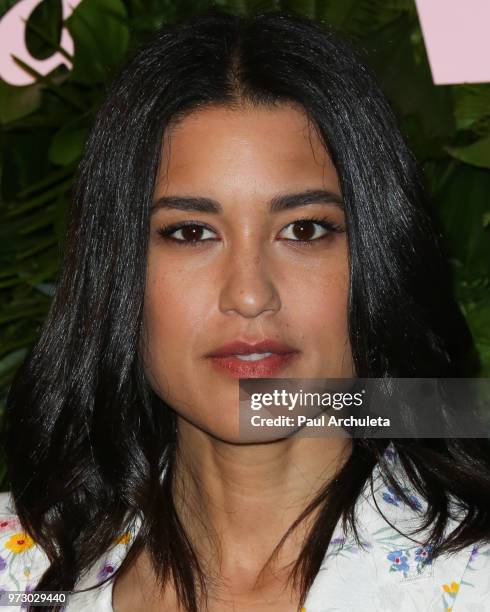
[142,103,354,442]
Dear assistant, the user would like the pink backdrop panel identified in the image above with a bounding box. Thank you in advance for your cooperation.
[415,0,490,85]
[0,0,82,86]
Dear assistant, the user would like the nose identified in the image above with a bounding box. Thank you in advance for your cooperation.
[218,247,281,319]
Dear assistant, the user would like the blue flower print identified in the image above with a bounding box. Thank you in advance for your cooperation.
[382,486,401,506]
[387,549,410,575]
[405,491,422,511]
[382,486,422,511]
[330,537,346,546]
[415,544,433,565]
[414,544,433,574]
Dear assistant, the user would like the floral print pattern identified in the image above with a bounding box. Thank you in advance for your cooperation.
[385,544,433,579]
[303,444,490,610]
[415,544,433,565]
[382,485,423,511]
[96,560,116,582]
[0,443,487,611]
[4,533,34,554]
[387,549,410,575]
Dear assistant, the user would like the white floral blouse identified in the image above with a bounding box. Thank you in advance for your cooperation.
[0,444,489,611]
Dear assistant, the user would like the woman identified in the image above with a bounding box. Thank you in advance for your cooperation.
[1,9,490,612]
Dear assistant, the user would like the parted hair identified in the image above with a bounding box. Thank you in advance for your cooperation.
[3,9,490,612]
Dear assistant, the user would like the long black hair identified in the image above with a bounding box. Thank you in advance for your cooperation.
[3,9,490,612]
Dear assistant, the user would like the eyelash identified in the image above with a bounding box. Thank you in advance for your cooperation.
[156,216,345,247]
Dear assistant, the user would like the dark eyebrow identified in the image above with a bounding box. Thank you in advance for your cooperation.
[269,189,343,212]
[151,189,344,215]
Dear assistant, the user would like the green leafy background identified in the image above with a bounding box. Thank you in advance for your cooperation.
[1,0,489,489]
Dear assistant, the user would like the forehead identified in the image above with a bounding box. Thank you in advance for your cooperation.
[156,103,339,193]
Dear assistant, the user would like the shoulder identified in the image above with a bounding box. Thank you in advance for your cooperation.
[304,446,490,611]
[447,541,490,611]
[0,491,139,610]
[0,491,50,598]
[362,447,490,611]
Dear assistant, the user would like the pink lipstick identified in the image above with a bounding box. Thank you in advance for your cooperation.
[205,338,300,379]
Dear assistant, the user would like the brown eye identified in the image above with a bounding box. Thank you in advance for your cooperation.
[180,225,205,242]
[279,219,336,242]
[157,223,217,243]
[292,220,316,240]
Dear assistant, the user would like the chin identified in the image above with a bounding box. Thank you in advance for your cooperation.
[208,429,291,445]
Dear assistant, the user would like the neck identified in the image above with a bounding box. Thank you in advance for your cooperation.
[172,418,352,587]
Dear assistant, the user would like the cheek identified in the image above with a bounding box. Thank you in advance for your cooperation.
[288,261,351,371]
[320,272,349,326]
[143,263,207,346]
[301,282,348,337]
[141,270,200,401]
[290,255,349,330]
[141,262,217,398]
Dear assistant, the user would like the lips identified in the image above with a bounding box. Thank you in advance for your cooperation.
[205,338,300,378]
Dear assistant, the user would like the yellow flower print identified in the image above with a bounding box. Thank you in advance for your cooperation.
[4,532,35,553]
[114,531,131,545]
[442,581,459,594]
[23,567,30,577]
[300,608,307,612]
